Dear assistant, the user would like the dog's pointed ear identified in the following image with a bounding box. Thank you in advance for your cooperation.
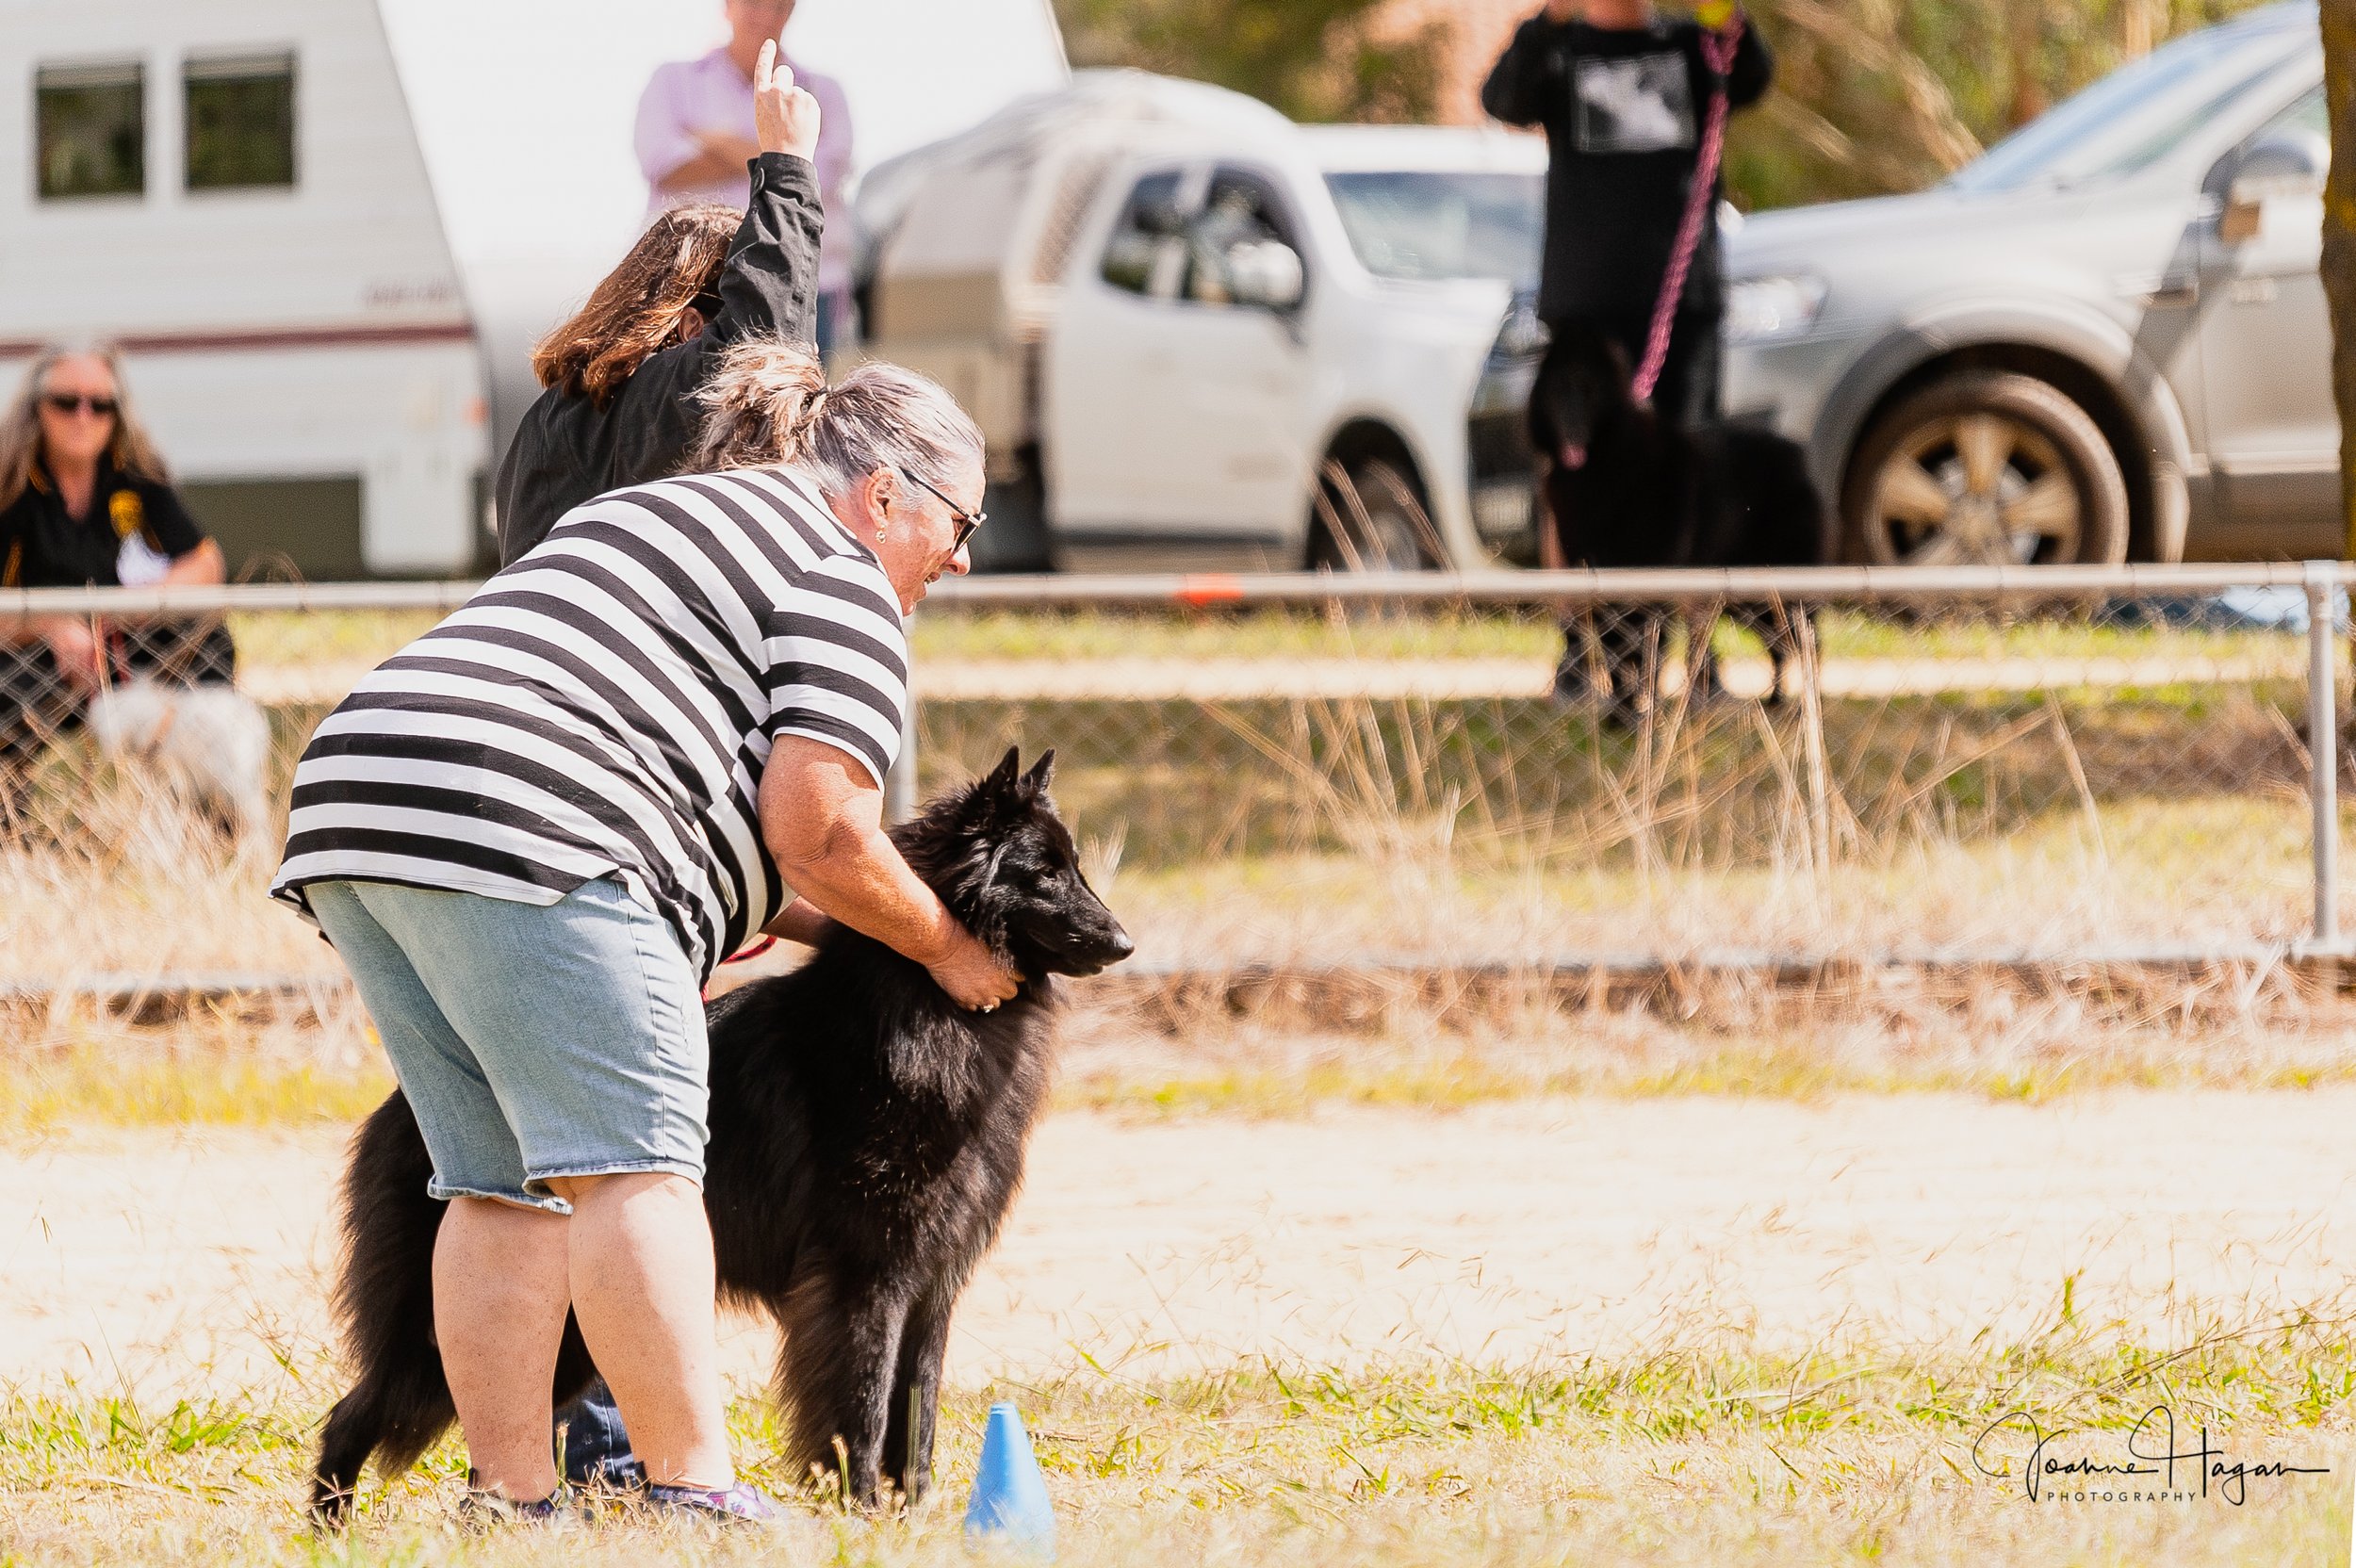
[983,746,1023,799]
[1023,749,1056,795]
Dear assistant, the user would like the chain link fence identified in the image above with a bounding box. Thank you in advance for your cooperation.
[2,565,2349,992]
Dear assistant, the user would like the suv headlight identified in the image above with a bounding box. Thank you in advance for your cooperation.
[1726,274,1828,344]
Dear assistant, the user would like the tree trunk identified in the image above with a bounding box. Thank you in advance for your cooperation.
[2117,0,2157,61]
[2325,0,2356,554]
[2006,0,2049,129]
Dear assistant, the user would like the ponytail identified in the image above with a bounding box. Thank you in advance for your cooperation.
[691,340,986,504]
[691,344,831,472]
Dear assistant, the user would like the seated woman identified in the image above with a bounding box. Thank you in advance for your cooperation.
[0,347,229,789]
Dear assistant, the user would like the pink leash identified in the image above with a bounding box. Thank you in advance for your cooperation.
[1631,15,1745,408]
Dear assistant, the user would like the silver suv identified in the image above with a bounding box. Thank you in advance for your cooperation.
[1724,1,2332,564]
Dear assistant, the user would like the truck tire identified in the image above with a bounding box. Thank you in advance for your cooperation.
[1309,456,1442,571]
[1842,370,2128,566]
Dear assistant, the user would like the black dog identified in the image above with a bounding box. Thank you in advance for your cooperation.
[1529,323,1825,722]
[310,747,1133,1521]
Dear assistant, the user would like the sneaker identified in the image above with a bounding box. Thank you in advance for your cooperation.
[457,1477,581,1527]
[642,1480,784,1524]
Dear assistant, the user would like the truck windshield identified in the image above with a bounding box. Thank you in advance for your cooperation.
[1946,17,2309,194]
[1324,172,1543,288]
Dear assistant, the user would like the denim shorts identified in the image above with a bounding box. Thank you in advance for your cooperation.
[306,876,710,1215]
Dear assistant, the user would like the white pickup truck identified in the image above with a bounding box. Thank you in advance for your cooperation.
[856,73,1546,572]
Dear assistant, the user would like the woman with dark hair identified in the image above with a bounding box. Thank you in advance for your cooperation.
[494,40,825,566]
[0,346,230,783]
[491,38,823,1484]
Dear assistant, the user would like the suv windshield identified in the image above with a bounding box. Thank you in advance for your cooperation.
[1324,171,1543,288]
[1947,14,2311,194]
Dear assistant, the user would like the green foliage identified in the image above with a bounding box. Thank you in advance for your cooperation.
[1051,0,1446,124]
[1722,0,2272,208]
[1052,0,2278,207]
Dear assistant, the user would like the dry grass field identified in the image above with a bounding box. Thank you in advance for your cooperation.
[4,986,2356,1565]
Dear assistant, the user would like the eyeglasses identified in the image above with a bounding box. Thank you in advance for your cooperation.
[43,393,118,417]
[898,467,986,552]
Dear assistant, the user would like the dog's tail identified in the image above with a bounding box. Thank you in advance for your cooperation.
[310,1092,456,1525]
[312,1365,454,1522]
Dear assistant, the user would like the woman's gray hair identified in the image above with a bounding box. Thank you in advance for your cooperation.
[690,341,984,500]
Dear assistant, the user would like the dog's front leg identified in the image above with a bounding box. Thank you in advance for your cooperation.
[881,1287,956,1507]
[778,1265,908,1509]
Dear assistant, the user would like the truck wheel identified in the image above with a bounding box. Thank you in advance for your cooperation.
[1310,457,1442,571]
[1842,370,2128,566]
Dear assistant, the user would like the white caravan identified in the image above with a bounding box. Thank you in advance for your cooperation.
[859,74,1546,572]
[0,0,1068,579]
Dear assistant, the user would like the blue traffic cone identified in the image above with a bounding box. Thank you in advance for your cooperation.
[963,1401,1055,1558]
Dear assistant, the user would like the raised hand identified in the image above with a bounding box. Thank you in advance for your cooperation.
[752,40,822,162]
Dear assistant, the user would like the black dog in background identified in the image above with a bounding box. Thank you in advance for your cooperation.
[311,748,1133,1521]
[1529,323,1825,723]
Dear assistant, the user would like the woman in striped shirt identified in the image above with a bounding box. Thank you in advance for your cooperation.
[271,344,1016,1523]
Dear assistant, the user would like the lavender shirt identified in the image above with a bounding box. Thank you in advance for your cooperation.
[634,46,855,294]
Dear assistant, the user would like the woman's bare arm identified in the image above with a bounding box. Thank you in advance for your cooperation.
[162,539,225,586]
[761,897,833,946]
[757,735,1019,1008]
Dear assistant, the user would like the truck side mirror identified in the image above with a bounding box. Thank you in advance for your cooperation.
[2220,129,2330,244]
[1223,240,1305,311]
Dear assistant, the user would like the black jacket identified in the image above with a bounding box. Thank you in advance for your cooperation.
[1482,13,1772,326]
[494,152,825,565]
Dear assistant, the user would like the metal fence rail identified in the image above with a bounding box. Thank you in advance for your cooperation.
[0,561,2343,618]
[4,564,2351,987]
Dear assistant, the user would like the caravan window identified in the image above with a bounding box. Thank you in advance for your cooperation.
[186,53,296,190]
[36,61,145,200]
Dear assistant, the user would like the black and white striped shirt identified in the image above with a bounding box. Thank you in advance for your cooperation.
[270,468,908,980]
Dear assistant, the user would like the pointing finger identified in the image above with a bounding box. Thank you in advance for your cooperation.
[756,38,776,91]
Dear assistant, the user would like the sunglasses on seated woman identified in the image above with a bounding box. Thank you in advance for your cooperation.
[897,467,986,551]
[44,393,118,416]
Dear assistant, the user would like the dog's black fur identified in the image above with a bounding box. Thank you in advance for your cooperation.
[1529,322,1826,720]
[309,747,1132,1521]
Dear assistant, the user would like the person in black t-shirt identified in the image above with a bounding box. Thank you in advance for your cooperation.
[0,347,232,780]
[1482,0,1772,435]
[1486,2,1772,713]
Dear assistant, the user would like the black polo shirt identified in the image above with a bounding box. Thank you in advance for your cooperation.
[0,459,208,589]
